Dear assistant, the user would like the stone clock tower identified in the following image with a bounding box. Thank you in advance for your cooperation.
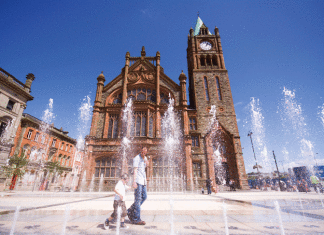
[187,17,249,189]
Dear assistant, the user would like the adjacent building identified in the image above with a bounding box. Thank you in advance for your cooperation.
[83,17,249,191]
[0,68,34,189]
[8,113,83,191]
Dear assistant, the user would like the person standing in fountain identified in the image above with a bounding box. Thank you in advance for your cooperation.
[104,173,130,230]
[206,178,212,195]
[127,146,149,225]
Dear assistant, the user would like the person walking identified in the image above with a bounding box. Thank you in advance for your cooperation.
[104,173,130,230]
[127,146,149,225]
[310,174,320,192]
[206,178,212,195]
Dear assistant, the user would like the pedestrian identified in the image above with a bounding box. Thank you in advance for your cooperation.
[310,174,320,192]
[127,146,149,225]
[104,173,130,230]
[201,187,204,194]
[206,178,212,194]
[229,179,236,191]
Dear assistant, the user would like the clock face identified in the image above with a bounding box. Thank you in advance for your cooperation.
[200,41,212,50]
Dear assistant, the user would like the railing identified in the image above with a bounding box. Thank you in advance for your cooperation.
[0,67,27,89]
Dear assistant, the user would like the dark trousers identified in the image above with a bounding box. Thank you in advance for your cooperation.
[207,185,211,194]
[127,183,147,223]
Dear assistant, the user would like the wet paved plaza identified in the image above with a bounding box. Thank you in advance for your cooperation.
[0,190,324,234]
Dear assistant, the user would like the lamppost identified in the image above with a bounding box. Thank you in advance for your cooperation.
[247,131,260,173]
[272,151,283,191]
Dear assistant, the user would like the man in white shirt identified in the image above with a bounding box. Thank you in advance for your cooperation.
[127,146,149,225]
[104,173,130,229]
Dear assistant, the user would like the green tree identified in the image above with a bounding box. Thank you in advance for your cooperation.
[1,150,29,190]
[47,160,64,176]
[2,151,28,179]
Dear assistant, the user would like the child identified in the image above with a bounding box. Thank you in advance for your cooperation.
[201,187,204,194]
[104,173,130,230]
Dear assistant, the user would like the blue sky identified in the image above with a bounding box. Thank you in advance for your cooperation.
[1,0,324,173]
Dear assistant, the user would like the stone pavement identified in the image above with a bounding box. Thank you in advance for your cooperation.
[0,190,324,234]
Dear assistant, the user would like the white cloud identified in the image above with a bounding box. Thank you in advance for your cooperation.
[234,102,243,107]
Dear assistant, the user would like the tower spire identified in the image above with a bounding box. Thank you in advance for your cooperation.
[194,16,212,36]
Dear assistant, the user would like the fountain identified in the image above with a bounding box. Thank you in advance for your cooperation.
[99,173,104,192]
[222,201,229,235]
[161,97,183,234]
[61,205,70,235]
[274,201,285,235]
[89,174,95,192]
[9,205,20,235]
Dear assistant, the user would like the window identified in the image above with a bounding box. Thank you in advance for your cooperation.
[27,130,33,139]
[160,93,169,104]
[113,93,122,104]
[51,139,56,147]
[69,145,72,153]
[65,144,68,151]
[0,122,7,137]
[41,135,46,144]
[61,142,64,150]
[30,146,37,160]
[133,111,146,136]
[108,114,119,138]
[189,118,196,131]
[192,162,202,178]
[192,136,199,147]
[152,157,178,177]
[200,56,205,66]
[34,132,40,142]
[212,56,217,66]
[127,88,156,103]
[95,157,119,178]
[148,113,154,137]
[6,100,15,111]
[204,77,210,101]
[215,77,222,100]
[206,55,211,66]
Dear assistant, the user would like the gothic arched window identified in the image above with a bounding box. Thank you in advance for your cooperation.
[206,55,211,66]
[127,87,156,103]
[212,55,217,66]
[113,93,122,104]
[133,111,146,137]
[149,113,154,137]
[108,114,119,138]
[200,56,205,66]
[204,77,210,101]
[215,77,222,100]
[160,93,169,104]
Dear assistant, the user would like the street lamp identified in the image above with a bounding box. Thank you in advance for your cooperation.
[272,151,283,191]
[248,131,260,173]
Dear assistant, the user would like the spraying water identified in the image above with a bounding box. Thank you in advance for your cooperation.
[319,104,324,129]
[161,97,182,235]
[274,201,285,235]
[281,87,315,169]
[9,205,20,235]
[248,97,271,173]
[222,201,229,235]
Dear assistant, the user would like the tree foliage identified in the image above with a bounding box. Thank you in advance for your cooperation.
[47,160,64,176]
[1,150,29,180]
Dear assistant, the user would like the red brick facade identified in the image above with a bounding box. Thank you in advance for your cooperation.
[83,20,249,191]
[8,114,83,191]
